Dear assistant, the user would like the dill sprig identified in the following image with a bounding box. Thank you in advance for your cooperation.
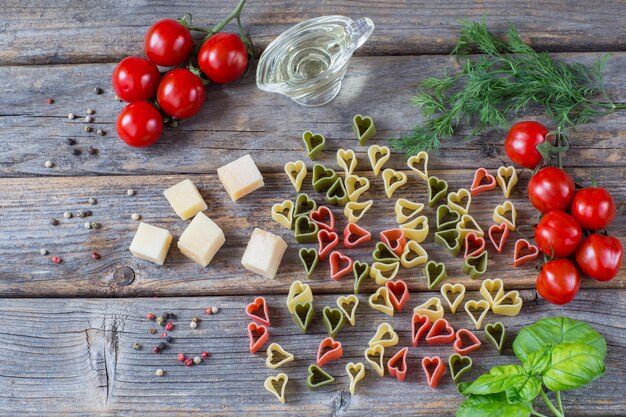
[392,20,625,156]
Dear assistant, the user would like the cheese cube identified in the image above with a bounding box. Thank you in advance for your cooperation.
[129,222,173,265]
[163,179,207,220]
[241,228,287,279]
[177,212,225,267]
[217,154,264,201]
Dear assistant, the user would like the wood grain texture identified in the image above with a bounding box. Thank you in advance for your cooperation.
[0,53,625,178]
[0,167,623,298]
[1,0,626,65]
[0,291,623,416]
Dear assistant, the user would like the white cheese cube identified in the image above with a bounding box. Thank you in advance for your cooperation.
[241,228,287,279]
[129,222,173,265]
[163,179,207,220]
[177,212,225,267]
[217,154,264,201]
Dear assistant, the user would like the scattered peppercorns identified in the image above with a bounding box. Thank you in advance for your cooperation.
[66,138,76,146]
[162,312,170,320]
[127,189,135,196]
[86,108,95,115]
[153,346,161,354]
[160,332,167,339]
[189,321,198,329]
[47,98,54,104]
[84,222,91,229]
[96,129,105,136]
[165,322,174,331]
[40,248,48,255]
[201,351,209,359]
[212,306,219,314]
[85,115,94,123]
[68,113,75,120]
[63,211,72,219]
[131,213,141,221]
[177,353,186,362]
[205,308,213,315]
[94,87,103,95]
[87,147,97,155]
[146,313,155,320]
[51,256,61,264]
[184,358,193,366]
[88,197,97,205]
[148,327,157,334]
[50,218,59,226]
[91,252,100,260]
[168,313,177,320]
[193,356,202,365]
[90,222,100,229]
[84,126,93,133]
[44,160,53,168]
[84,210,92,216]
[155,369,164,377]
[165,336,173,343]
[72,148,81,156]
[77,210,86,218]
[192,317,200,323]
[132,342,141,350]
[156,316,165,326]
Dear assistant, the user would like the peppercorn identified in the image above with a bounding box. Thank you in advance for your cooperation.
[192,317,200,323]
[158,342,166,350]
[52,256,61,264]
[94,87,103,95]
[184,358,193,366]
[85,115,93,123]
[68,113,75,120]
[212,306,219,314]
[66,138,76,146]
[193,356,202,365]
[160,332,167,339]
[189,321,197,329]
[96,129,105,136]
[165,322,174,331]
[155,368,164,377]
[84,210,92,216]
[146,312,155,320]
[63,211,72,219]
[91,252,100,260]
[127,189,135,196]
[131,213,140,221]
[161,312,170,320]
[156,316,165,326]
[168,313,177,320]
[71,148,81,156]
[177,353,186,362]
[205,308,213,315]
[152,346,161,354]
[86,108,95,115]
[88,197,97,205]
[132,342,141,350]
[84,126,93,133]
[87,147,97,155]
[84,222,91,229]
[165,336,173,343]
[77,210,86,218]
[90,222,100,229]
[44,160,53,168]
[201,351,209,359]
[47,98,54,104]
[40,248,48,255]
[148,327,157,334]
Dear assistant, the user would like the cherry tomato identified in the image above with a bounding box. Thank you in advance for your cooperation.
[528,167,575,213]
[156,68,205,119]
[535,211,583,257]
[198,33,248,84]
[571,187,616,230]
[144,19,193,67]
[576,234,623,282]
[116,101,163,147]
[536,259,580,305]
[111,56,161,102]
[504,121,550,169]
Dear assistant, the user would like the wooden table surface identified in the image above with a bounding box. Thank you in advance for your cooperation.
[0,1,624,416]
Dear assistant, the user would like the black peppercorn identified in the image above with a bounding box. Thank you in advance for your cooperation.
[152,346,161,353]
[161,312,170,320]
[87,147,97,155]
[94,87,103,94]
[158,342,166,350]
[50,218,59,226]
[165,336,173,343]
[72,148,81,156]
[66,138,76,146]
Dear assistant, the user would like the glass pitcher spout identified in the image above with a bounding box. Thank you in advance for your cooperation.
[256,15,375,107]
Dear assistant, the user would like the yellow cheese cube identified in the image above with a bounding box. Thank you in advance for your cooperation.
[217,154,264,201]
[241,228,287,279]
[129,222,173,265]
[178,212,225,267]
[163,179,207,220]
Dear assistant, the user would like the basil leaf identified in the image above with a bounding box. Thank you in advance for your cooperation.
[543,342,606,391]
[505,374,542,403]
[456,393,532,417]
[461,365,525,395]
[513,317,606,363]
[523,346,552,375]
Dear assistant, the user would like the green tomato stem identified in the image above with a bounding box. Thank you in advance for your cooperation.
[539,390,564,417]
[204,0,248,40]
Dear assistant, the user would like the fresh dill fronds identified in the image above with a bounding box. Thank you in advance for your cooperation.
[392,20,621,156]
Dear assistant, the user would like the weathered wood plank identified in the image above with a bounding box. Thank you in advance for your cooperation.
[0,291,623,415]
[0,167,623,298]
[0,53,625,178]
[1,0,626,65]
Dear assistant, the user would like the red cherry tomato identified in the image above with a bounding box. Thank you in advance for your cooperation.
[144,19,193,67]
[156,68,206,119]
[198,33,248,84]
[116,101,163,147]
[571,187,616,230]
[504,121,550,169]
[534,211,583,257]
[576,234,623,282]
[536,259,580,305]
[111,56,161,102]
[528,167,575,213]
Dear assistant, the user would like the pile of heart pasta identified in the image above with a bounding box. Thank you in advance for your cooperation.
[247,115,536,404]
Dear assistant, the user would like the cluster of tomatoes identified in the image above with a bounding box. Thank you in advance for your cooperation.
[112,17,249,147]
[504,121,623,305]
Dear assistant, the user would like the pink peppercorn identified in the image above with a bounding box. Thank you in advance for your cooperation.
[165,322,174,331]
[177,353,185,362]
[201,351,209,359]
[47,98,54,104]
[52,256,61,264]
[146,313,156,320]
[160,332,167,339]
[91,252,100,260]
[153,346,161,354]
[205,308,213,315]
[184,358,193,366]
